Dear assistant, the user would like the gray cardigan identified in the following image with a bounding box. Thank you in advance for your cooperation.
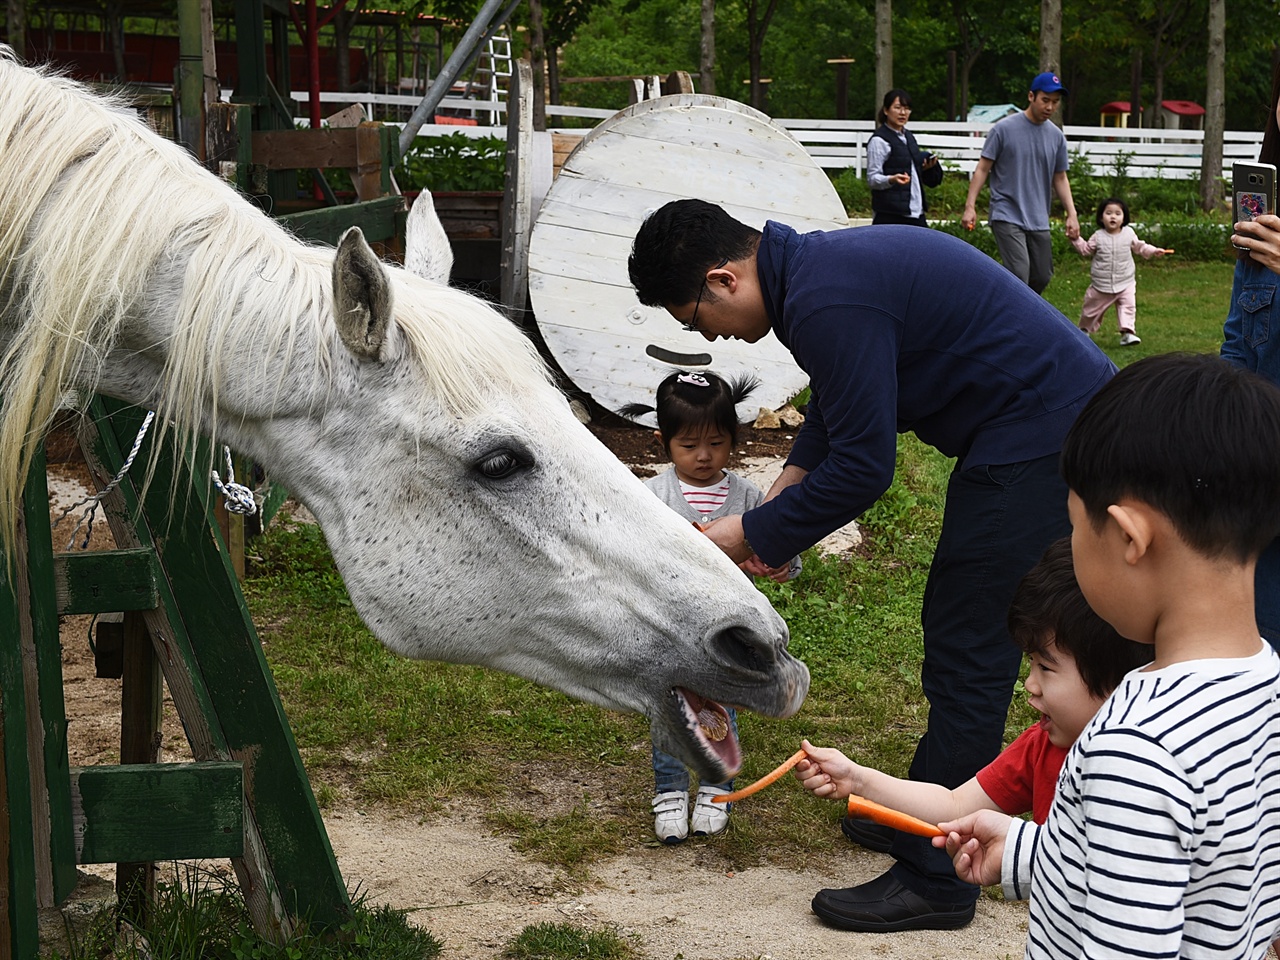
[644,468,802,580]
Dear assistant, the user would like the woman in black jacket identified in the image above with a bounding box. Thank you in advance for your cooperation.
[868,89,944,226]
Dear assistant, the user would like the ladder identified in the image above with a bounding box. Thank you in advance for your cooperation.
[1,396,349,955]
[464,31,513,125]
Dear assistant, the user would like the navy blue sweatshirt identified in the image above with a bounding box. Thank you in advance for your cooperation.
[742,221,1116,567]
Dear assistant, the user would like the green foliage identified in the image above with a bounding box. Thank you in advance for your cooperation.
[502,923,638,960]
[53,868,440,960]
[396,133,506,193]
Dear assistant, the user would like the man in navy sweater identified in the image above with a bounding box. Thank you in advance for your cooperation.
[628,200,1116,933]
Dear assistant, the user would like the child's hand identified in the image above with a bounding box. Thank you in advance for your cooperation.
[743,559,791,582]
[792,739,857,799]
[932,809,1013,887]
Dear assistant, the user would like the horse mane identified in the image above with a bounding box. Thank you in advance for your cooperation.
[0,50,551,551]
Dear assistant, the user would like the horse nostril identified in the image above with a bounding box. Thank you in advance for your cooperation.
[708,626,774,676]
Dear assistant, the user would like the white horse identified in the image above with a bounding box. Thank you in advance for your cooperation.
[0,51,807,782]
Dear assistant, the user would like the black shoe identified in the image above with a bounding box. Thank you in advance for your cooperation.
[840,815,894,853]
[811,871,976,933]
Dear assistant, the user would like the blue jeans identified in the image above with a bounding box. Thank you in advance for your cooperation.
[1221,257,1280,648]
[887,454,1070,904]
[652,707,738,793]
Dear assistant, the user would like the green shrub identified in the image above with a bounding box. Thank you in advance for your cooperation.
[396,133,506,192]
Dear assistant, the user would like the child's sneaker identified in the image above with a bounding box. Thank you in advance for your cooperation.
[1120,331,1142,346]
[690,786,731,836]
[652,791,689,844]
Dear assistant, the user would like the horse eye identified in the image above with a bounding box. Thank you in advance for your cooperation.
[476,448,527,480]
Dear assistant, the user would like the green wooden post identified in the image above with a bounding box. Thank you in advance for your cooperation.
[82,398,349,933]
[0,529,39,960]
[23,445,78,904]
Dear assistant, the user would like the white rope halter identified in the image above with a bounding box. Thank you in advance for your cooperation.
[211,447,258,517]
[53,409,156,549]
[53,411,257,550]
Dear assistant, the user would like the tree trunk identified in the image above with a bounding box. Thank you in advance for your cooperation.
[746,0,779,112]
[1039,0,1062,126]
[547,42,560,105]
[875,0,892,100]
[700,0,716,96]
[5,0,25,59]
[1199,0,1224,212]
[1130,48,1142,130]
[1153,64,1165,129]
[529,0,546,131]
[1038,0,1060,72]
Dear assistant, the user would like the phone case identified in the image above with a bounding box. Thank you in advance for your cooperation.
[1233,162,1276,251]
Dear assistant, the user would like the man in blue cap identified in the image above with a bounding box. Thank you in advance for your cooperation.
[962,72,1080,294]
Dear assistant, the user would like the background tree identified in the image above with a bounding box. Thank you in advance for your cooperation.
[1199,0,1223,211]
[875,0,892,102]
[700,0,715,95]
[743,0,780,110]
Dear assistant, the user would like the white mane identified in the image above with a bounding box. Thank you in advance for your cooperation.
[0,51,549,547]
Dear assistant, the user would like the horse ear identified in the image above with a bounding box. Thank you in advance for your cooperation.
[333,226,395,361]
[404,190,454,286]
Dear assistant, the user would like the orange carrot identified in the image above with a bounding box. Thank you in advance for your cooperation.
[846,795,944,838]
[710,749,807,803]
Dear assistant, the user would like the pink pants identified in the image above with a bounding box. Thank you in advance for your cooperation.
[1079,283,1137,334]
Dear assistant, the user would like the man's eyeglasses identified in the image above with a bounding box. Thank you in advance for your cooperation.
[682,257,730,333]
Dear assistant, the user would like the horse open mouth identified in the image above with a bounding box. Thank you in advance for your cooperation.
[675,687,742,776]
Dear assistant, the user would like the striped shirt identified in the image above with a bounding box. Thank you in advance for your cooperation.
[1002,644,1280,959]
[679,475,731,519]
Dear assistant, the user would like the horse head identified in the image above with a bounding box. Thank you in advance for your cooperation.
[262,228,807,780]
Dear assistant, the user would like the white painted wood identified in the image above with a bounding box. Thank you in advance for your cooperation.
[528,95,848,427]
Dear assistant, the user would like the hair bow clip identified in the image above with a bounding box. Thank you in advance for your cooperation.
[677,373,710,387]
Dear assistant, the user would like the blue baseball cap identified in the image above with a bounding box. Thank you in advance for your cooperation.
[1030,72,1067,95]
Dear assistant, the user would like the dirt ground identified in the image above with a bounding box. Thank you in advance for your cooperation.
[49,419,1030,960]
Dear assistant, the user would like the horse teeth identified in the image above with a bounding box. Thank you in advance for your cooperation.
[697,706,728,742]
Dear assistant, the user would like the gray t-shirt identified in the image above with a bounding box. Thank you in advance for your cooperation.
[981,112,1069,231]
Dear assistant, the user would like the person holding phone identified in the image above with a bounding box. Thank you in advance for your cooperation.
[868,89,944,227]
[1221,58,1280,653]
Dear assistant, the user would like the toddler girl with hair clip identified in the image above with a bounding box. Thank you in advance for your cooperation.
[1071,196,1173,346]
[621,369,801,844]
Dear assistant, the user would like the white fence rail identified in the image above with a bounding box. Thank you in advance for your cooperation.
[289,91,1263,181]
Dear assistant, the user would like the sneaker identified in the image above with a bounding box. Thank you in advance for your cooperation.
[811,870,976,933]
[1120,331,1142,346]
[652,791,688,844]
[690,786,731,836]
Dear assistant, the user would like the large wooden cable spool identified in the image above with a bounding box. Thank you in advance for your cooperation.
[527,95,848,427]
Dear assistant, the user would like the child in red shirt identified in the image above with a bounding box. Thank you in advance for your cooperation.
[794,538,1150,827]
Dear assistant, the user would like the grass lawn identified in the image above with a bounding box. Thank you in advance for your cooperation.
[246,253,1237,875]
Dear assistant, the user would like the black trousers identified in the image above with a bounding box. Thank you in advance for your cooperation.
[886,453,1070,904]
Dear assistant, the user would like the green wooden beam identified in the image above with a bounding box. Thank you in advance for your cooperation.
[278,196,403,246]
[53,548,160,616]
[72,763,244,864]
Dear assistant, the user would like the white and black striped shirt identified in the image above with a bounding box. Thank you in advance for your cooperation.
[1003,644,1280,959]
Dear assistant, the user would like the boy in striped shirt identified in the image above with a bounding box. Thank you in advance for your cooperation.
[936,353,1280,959]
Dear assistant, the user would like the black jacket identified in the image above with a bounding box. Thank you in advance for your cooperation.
[869,124,943,217]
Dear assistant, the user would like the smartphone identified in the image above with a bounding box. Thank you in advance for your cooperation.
[1233,161,1277,251]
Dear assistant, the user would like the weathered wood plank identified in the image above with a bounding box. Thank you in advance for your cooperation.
[53,548,160,615]
[72,763,243,864]
[251,128,360,170]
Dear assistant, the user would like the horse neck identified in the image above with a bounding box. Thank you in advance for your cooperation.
[96,236,339,463]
